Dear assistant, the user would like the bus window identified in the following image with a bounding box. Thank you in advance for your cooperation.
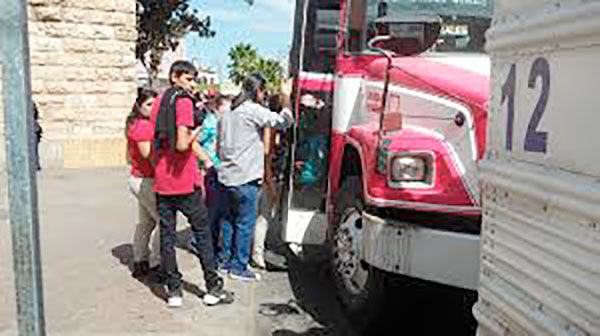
[345,0,492,55]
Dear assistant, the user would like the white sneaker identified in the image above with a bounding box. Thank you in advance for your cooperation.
[203,288,235,306]
[168,296,183,308]
[252,255,267,270]
[167,290,183,308]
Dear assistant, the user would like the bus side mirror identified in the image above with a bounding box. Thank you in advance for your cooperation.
[370,15,442,56]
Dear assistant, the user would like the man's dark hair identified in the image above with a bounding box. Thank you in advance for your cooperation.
[169,60,197,84]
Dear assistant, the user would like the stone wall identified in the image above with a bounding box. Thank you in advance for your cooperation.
[0,0,137,211]
[0,0,138,170]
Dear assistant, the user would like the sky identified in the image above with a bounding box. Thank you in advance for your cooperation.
[186,0,296,81]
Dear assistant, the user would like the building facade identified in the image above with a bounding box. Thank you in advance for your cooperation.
[1,0,137,210]
[136,43,187,90]
[1,0,138,171]
[196,67,219,86]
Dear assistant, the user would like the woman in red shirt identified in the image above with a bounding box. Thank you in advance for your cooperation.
[126,88,159,278]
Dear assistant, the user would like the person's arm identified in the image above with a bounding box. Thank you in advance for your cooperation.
[175,97,200,152]
[137,141,152,159]
[250,102,294,130]
[264,165,277,205]
[263,127,273,185]
[131,120,154,160]
[176,126,201,152]
[192,141,213,169]
[263,128,272,156]
[263,127,281,203]
[198,125,209,147]
[280,92,292,111]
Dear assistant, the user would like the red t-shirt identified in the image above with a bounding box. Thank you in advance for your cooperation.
[151,94,199,195]
[127,118,154,178]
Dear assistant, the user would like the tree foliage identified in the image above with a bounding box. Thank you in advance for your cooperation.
[136,0,253,84]
[228,43,284,92]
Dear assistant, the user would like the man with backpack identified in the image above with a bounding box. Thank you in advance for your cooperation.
[151,60,233,308]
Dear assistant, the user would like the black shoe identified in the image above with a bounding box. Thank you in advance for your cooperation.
[203,278,234,306]
[132,261,149,279]
[203,287,234,306]
[147,266,166,284]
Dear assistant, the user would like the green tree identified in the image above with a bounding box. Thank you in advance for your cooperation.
[136,0,253,85]
[227,43,284,92]
[227,43,260,85]
[257,58,284,92]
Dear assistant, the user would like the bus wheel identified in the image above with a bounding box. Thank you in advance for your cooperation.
[331,176,386,329]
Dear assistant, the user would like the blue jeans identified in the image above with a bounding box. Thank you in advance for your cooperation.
[191,167,225,259]
[205,167,225,259]
[218,180,259,273]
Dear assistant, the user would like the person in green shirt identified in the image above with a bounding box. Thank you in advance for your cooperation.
[191,92,232,261]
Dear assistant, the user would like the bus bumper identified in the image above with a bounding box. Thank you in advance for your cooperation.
[361,211,481,290]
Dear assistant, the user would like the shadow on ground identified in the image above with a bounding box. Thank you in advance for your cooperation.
[263,251,358,336]
[286,256,346,330]
[269,249,478,336]
[111,222,477,335]
[272,328,330,336]
[111,239,207,303]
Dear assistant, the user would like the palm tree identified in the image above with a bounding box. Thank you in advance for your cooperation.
[257,58,284,92]
[137,0,253,87]
[228,43,260,85]
[228,43,284,92]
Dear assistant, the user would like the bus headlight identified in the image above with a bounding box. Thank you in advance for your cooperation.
[390,156,428,182]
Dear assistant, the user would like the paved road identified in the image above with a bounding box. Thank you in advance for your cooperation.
[0,169,476,335]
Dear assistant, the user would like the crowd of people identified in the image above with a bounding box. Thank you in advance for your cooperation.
[125,60,293,308]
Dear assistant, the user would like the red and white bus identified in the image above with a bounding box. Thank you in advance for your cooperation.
[279,0,492,326]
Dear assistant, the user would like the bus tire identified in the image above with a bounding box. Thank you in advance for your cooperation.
[330,176,386,330]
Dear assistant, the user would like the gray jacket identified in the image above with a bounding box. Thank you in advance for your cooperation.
[218,101,293,187]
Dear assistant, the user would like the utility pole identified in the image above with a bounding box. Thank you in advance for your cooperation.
[0,0,47,335]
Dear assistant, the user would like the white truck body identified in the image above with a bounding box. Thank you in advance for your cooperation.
[475,0,600,335]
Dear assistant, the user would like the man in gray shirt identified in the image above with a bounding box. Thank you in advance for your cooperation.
[217,73,293,281]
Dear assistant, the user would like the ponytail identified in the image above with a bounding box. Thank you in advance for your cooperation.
[232,73,267,110]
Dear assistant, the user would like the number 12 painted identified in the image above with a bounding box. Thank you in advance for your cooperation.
[501,57,550,154]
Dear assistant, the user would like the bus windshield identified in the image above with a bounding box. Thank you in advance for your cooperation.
[365,0,493,53]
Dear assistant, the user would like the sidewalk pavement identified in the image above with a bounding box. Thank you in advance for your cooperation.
[0,169,349,336]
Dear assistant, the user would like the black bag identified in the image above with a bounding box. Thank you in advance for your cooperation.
[33,103,43,141]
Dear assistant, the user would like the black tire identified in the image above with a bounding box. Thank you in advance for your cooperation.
[330,176,386,331]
